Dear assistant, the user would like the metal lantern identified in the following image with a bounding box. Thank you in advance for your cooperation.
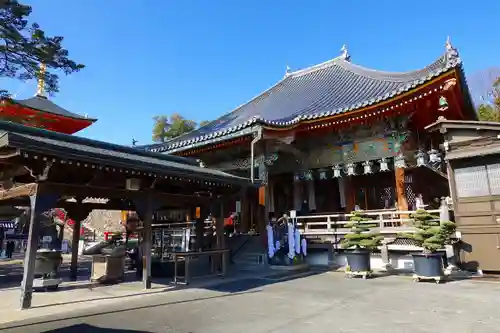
[428,149,441,163]
[346,163,356,176]
[363,161,373,175]
[304,170,314,181]
[319,169,327,180]
[379,158,390,172]
[332,164,342,178]
[415,149,427,167]
[394,154,406,169]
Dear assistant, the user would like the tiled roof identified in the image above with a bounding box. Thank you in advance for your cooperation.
[10,95,97,121]
[0,121,251,186]
[147,43,463,153]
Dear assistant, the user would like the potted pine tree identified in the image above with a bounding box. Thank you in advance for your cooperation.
[341,211,382,279]
[404,209,456,283]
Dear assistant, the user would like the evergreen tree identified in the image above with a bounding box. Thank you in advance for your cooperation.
[152,114,212,142]
[477,104,499,122]
[403,209,456,253]
[0,0,84,96]
[341,211,382,250]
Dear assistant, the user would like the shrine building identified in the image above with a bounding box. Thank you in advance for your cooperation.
[144,39,476,234]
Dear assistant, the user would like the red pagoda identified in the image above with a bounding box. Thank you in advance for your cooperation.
[0,64,96,134]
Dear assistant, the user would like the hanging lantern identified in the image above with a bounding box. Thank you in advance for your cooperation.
[304,170,314,181]
[394,154,406,169]
[293,173,301,182]
[346,163,356,176]
[428,149,441,163]
[332,164,343,178]
[319,169,327,180]
[438,96,449,112]
[379,158,390,172]
[363,161,373,175]
[415,149,427,167]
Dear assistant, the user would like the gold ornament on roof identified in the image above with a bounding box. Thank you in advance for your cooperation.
[36,63,47,97]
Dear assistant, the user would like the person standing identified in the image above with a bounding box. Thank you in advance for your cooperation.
[6,241,14,258]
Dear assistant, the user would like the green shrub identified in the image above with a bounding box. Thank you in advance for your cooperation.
[402,209,456,253]
[341,211,383,250]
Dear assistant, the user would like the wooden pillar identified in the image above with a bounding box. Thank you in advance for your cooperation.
[20,194,40,310]
[240,188,249,233]
[345,177,355,213]
[258,185,267,244]
[194,205,207,250]
[395,168,408,211]
[216,201,224,249]
[70,219,81,280]
[66,206,91,281]
[142,195,153,290]
[20,187,59,310]
[132,194,158,290]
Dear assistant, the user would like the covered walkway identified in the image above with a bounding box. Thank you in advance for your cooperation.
[0,121,254,309]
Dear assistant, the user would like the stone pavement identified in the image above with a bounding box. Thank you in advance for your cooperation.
[0,266,279,325]
[0,270,499,332]
[0,280,178,324]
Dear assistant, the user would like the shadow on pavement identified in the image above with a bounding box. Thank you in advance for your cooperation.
[40,323,151,332]
[0,290,260,331]
[201,268,324,293]
[37,268,326,310]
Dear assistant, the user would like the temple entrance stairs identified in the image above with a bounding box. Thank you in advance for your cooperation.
[227,234,267,271]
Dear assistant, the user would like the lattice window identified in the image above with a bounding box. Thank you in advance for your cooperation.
[487,163,500,195]
[405,185,416,209]
[454,165,489,198]
[380,187,394,208]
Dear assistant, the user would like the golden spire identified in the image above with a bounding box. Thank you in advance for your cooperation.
[36,62,47,97]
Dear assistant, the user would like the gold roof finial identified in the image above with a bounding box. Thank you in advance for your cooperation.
[36,62,47,97]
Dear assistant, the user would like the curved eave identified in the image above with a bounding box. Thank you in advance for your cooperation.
[147,55,464,154]
[4,97,97,122]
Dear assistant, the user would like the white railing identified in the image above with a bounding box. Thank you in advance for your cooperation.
[294,209,442,236]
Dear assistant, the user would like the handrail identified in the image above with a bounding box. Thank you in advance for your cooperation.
[293,209,445,235]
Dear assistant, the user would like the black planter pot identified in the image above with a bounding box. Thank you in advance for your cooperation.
[412,253,444,277]
[345,249,371,272]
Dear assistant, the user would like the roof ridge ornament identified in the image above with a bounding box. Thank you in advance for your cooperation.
[340,44,351,62]
[284,65,292,77]
[36,62,47,98]
[445,36,459,62]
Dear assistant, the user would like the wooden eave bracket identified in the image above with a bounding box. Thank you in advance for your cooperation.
[0,183,37,201]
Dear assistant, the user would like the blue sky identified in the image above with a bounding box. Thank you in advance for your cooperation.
[3,0,499,145]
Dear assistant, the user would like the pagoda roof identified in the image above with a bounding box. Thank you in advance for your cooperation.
[147,42,466,153]
[10,95,97,122]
